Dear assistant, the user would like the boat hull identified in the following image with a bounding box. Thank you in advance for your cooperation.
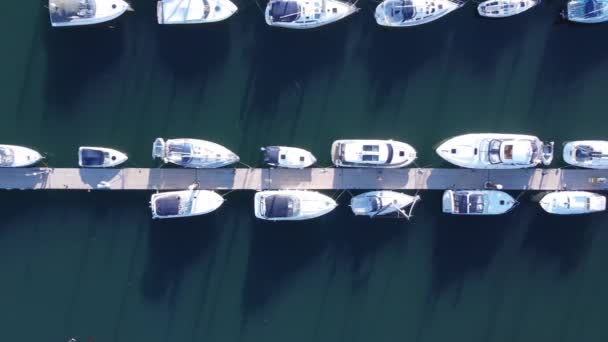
[563,140,608,169]
[262,146,317,168]
[150,190,224,219]
[442,190,516,215]
[331,139,417,168]
[350,190,417,217]
[49,0,131,27]
[254,190,337,221]
[78,146,128,168]
[539,191,606,215]
[265,0,358,29]
[0,145,42,168]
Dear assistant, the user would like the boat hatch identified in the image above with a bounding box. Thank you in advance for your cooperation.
[153,138,166,159]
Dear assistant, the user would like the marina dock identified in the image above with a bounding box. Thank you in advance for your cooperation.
[1,168,608,191]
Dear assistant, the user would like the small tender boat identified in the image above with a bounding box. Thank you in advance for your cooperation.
[49,0,132,27]
[261,146,316,169]
[153,138,239,168]
[442,190,517,215]
[350,191,420,218]
[150,189,224,219]
[254,190,337,221]
[0,145,42,168]
[539,191,606,215]
[477,0,539,17]
[265,0,359,29]
[436,133,554,169]
[563,140,608,169]
[331,139,417,168]
[562,0,608,23]
[374,0,464,27]
[78,146,127,168]
[157,0,238,24]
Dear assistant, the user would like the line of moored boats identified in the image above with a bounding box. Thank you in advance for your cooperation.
[48,0,607,28]
[2,134,608,218]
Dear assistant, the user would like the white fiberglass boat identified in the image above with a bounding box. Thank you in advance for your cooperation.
[153,138,239,168]
[49,0,131,27]
[375,0,464,27]
[78,146,127,168]
[150,189,224,219]
[436,133,554,169]
[350,191,420,218]
[331,139,417,168]
[562,0,608,23]
[265,0,359,29]
[563,140,608,169]
[442,190,517,215]
[254,190,337,221]
[539,191,606,215]
[477,0,539,18]
[0,145,42,168]
[261,146,316,168]
[157,0,237,24]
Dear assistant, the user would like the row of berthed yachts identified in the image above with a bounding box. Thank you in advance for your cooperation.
[48,0,608,28]
[2,134,608,219]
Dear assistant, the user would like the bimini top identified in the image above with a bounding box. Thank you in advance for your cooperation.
[49,0,130,27]
[477,0,539,18]
[155,195,182,216]
[80,149,105,166]
[157,0,238,24]
[564,0,608,23]
[263,195,300,218]
[269,1,301,22]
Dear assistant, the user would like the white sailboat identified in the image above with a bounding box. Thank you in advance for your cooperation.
[539,191,606,215]
[157,0,237,24]
[150,189,224,219]
[261,146,316,168]
[152,138,239,168]
[442,190,517,215]
[562,0,608,23]
[375,0,464,27]
[265,0,359,29]
[350,191,420,218]
[254,190,337,221]
[49,0,132,27]
[331,139,417,168]
[477,0,539,18]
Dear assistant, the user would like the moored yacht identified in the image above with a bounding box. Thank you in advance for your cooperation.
[153,138,239,168]
[150,189,225,219]
[0,145,43,168]
[157,0,238,24]
[265,0,359,29]
[261,146,316,168]
[49,0,132,27]
[374,0,464,27]
[562,0,608,23]
[350,191,420,218]
[78,146,128,168]
[436,133,554,169]
[477,0,539,17]
[539,191,606,215]
[254,190,337,221]
[563,140,608,169]
[442,190,517,215]
[331,139,417,168]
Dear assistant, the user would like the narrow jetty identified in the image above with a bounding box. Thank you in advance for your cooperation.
[1,168,608,191]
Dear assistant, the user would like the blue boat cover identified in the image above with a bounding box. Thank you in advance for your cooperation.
[155,195,181,216]
[81,149,105,166]
[270,1,301,22]
[264,195,295,218]
[263,146,281,165]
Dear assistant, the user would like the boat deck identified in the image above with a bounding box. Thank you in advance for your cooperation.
[1,168,608,191]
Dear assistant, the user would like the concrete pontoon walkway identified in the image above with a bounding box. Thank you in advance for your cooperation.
[1,168,608,191]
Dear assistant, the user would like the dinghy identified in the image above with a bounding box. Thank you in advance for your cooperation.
[254,190,337,221]
[331,139,417,168]
[442,190,517,215]
[157,0,238,24]
[477,0,539,18]
[152,138,239,168]
[563,140,608,169]
[265,0,359,29]
[261,146,316,168]
[0,145,42,168]
[562,0,608,23]
[49,0,131,27]
[78,146,128,168]
[539,191,606,215]
[150,189,224,219]
[436,133,554,169]
[350,191,420,218]
[375,0,464,27]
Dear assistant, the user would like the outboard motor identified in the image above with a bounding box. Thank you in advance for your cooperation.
[541,141,555,165]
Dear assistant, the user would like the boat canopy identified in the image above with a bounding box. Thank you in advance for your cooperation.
[263,195,299,218]
[383,0,416,23]
[155,195,182,216]
[80,149,105,166]
[0,147,14,167]
[263,146,281,165]
[455,193,485,214]
[270,1,301,22]
[49,0,96,22]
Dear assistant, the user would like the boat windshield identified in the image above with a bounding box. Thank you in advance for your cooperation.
[269,1,301,22]
[488,140,502,164]
[385,144,394,163]
[264,195,300,218]
[49,0,97,22]
[384,0,416,23]
[263,146,281,165]
[454,192,485,214]
[0,147,15,167]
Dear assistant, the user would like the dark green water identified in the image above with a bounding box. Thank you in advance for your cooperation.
[1,0,608,341]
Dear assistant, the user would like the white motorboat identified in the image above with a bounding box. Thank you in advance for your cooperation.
[49,0,131,27]
[563,140,608,169]
[0,145,42,168]
[254,190,337,221]
[150,189,224,219]
[78,146,127,168]
[442,190,517,215]
[261,146,316,169]
[265,0,359,29]
[562,0,608,23]
[539,191,606,215]
[157,0,238,24]
[152,138,239,168]
[350,191,420,218]
[374,0,464,27]
[436,133,554,169]
[331,139,417,168]
[477,0,539,17]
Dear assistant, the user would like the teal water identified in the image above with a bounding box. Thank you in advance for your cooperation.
[1,0,608,341]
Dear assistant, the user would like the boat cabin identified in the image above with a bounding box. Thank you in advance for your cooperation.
[262,195,300,218]
[339,143,394,165]
[487,139,535,165]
